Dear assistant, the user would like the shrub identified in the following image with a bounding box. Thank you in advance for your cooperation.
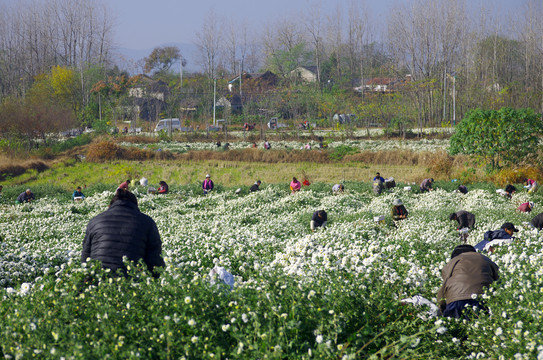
[86,141,122,161]
[328,145,359,161]
[426,151,454,178]
[492,167,543,187]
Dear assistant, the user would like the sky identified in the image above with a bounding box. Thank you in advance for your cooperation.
[109,0,527,51]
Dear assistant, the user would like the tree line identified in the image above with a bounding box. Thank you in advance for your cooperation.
[1,0,543,147]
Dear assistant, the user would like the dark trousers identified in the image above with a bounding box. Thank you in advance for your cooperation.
[443,299,487,319]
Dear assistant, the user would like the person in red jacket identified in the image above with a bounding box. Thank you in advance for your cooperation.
[118,179,131,190]
[518,201,534,213]
[157,181,169,194]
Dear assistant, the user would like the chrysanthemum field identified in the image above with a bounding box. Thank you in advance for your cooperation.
[1,182,542,359]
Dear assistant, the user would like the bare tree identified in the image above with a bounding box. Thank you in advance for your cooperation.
[304,1,324,84]
[195,10,223,80]
[262,16,308,78]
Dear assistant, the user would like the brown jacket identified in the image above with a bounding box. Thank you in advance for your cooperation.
[437,252,499,310]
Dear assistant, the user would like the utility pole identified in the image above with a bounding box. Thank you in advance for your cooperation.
[443,68,447,123]
[239,60,242,99]
[179,59,183,125]
[452,74,456,126]
[213,78,216,127]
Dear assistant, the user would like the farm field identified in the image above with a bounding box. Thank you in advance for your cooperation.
[1,181,543,359]
[120,137,450,153]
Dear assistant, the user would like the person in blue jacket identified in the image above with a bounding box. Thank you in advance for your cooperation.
[16,189,35,203]
[474,222,518,252]
[373,172,385,183]
[72,186,85,201]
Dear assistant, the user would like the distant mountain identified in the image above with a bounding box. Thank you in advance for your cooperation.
[112,42,201,74]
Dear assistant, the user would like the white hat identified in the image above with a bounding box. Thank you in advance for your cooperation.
[529,201,534,208]
[393,199,403,206]
[206,174,210,178]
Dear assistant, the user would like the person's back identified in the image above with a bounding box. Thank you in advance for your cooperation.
[458,185,468,194]
[518,202,533,213]
[438,248,499,317]
[81,191,165,277]
[373,179,384,195]
[453,210,475,229]
[531,212,543,230]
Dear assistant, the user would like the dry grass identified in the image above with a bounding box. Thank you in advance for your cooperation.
[0,156,49,181]
[86,141,173,162]
[180,149,330,163]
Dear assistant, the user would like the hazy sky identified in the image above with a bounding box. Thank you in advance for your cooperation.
[109,0,527,50]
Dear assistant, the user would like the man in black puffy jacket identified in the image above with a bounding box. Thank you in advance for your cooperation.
[81,189,165,277]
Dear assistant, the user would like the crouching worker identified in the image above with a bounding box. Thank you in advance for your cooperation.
[474,222,518,252]
[311,210,327,232]
[391,199,408,220]
[449,210,475,230]
[437,245,499,319]
[81,189,165,278]
[157,181,169,194]
[72,186,85,201]
[16,189,35,203]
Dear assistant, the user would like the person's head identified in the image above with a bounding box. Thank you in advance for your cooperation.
[430,178,434,182]
[339,184,344,190]
[293,177,298,182]
[392,199,403,207]
[109,189,138,207]
[317,210,326,218]
[159,181,166,186]
[449,213,458,221]
[501,222,519,236]
[256,180,261,185]
[451,244,476,259]
[76,186,82,191]
[126,179,131,183]
[26,189,31,195]
[206,174,211,179]
[376,172,381,177]
[529,201,534,209]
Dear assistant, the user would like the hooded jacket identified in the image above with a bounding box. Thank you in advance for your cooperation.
[81,200,165,276]
[437,251,499,309]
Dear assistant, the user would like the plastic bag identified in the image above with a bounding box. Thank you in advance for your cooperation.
[209,266,234,290]
[400,295,439,319]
